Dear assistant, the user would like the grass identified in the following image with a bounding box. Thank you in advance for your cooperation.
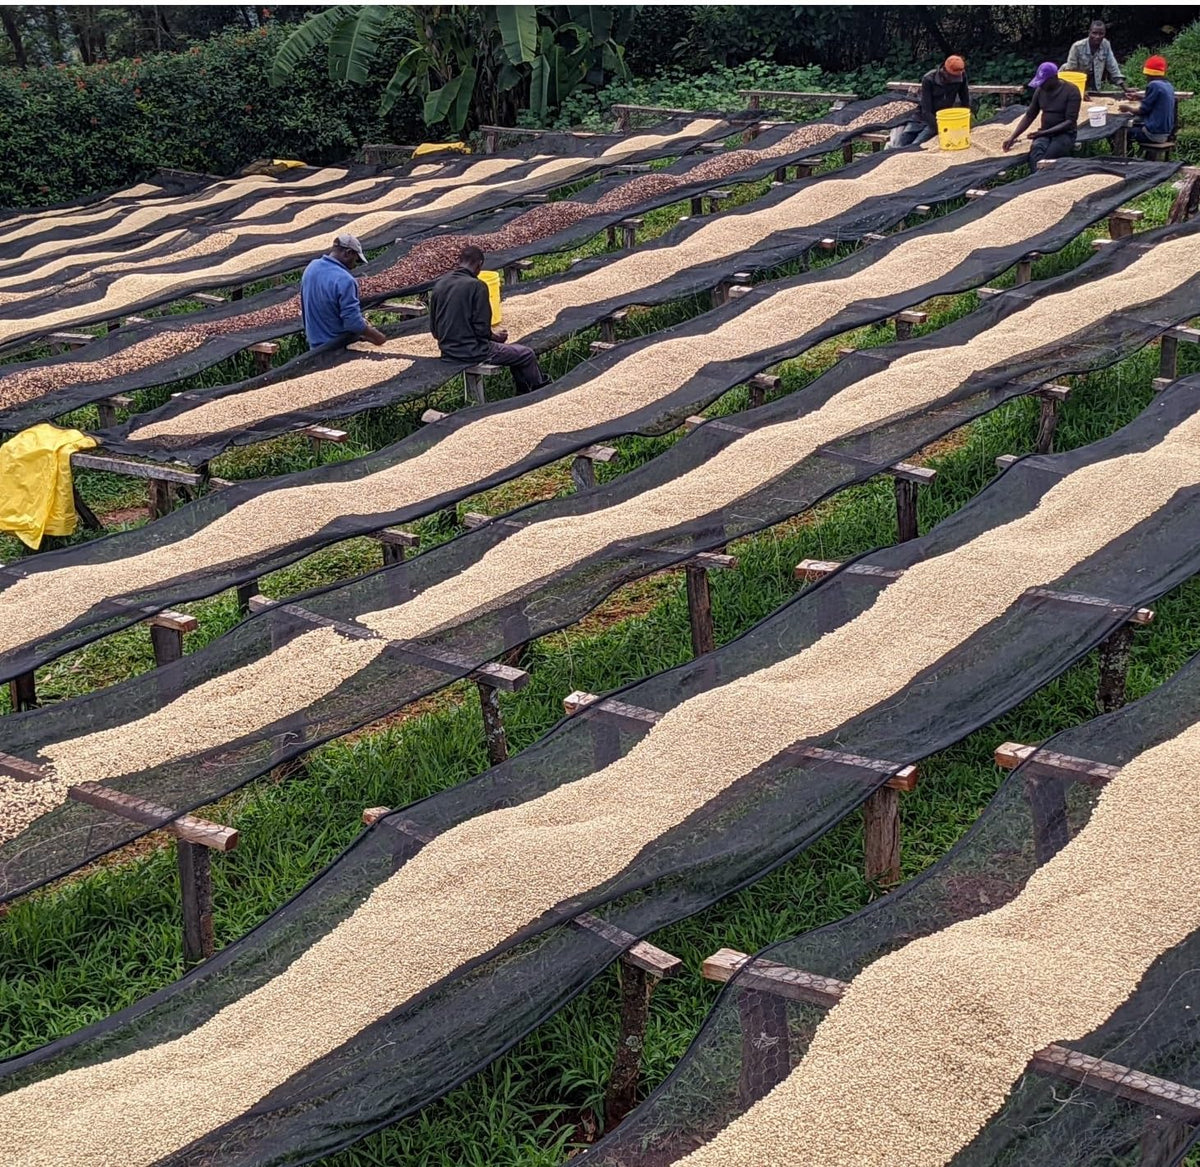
[0,138,1198,1163]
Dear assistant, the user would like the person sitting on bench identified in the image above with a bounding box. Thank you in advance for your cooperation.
[1120,55,1176,148]
[299,231,386,351]
[1003,62,1081,166]
[893,56,969,148]
[428,245,547,393]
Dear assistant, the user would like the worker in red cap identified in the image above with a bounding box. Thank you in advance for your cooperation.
[1120,56,1176,148]
[1002,62,1081,165]
[893,55,970,148]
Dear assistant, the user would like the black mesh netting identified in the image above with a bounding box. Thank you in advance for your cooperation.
[584,642,1200,1167]
[0,168,222,224]
[0,386,1198,1167]
[91,156,1171,462]
[0,94,928,429]
[0,115,754,353]
[0,164,384,264]
[1,210,1196,692]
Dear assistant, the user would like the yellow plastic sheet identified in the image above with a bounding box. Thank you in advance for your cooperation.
[412,141,470,157]
[0,424,97,550]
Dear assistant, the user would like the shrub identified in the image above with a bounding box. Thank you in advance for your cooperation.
[0,25,424,208]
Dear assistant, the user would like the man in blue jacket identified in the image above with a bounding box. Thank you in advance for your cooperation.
[299,231,386,350]
[1121,55,1176,147]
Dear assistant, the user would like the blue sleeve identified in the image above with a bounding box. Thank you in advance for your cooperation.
[336,272,368,335]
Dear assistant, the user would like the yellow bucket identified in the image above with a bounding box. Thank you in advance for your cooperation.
[1058,70,1088,98]
[479,270,502,326]
[936,107,971,150]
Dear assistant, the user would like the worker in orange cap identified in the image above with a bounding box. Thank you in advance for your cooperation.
[893,55,970,148]
[1120,56,1176,148]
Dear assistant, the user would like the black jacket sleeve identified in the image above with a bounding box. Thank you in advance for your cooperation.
[469,279,492,342]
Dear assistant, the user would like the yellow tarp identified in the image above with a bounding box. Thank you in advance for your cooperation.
[0,424,97,550]
[412,141,470,157]
[270,158,307,169]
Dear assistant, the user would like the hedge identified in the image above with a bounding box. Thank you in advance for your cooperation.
[0,25,425,209]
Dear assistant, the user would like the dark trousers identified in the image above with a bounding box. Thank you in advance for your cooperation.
[488,340,546,392]
[1028,132,1076,167]
[1131,122,1171,145]
[896,120,935,148]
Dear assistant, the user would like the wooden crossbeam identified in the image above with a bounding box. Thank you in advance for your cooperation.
[245,595,528,690]
[702,948,1200,1123]
[68,782,237,851]
[361,804,681,978]
[0,750,46,781]
[994,740,1121,785]
[561,691,916,791]
[71,452,205,486]
[793,560,1156,625]
[380,300,428,317]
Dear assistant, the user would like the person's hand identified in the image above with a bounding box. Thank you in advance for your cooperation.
[1002,137,1015,152]
[491,328,508,343]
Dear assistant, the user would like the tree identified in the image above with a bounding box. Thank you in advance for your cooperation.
[268,5,634,133]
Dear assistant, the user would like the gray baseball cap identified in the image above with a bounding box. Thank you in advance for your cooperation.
[333,230,367,263]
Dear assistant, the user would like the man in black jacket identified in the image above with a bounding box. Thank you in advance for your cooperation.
[894,55,969,147]
[428,245,547,392]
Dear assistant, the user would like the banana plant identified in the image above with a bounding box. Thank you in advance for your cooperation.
[269,4,633,134]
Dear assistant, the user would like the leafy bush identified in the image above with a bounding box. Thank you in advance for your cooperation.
[0,25,424,208]
[547,50,1039,130]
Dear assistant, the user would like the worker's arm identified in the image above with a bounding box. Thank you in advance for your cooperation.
[1032,88,1081,137]
[1063,41,1083,73]
[1002,103,1038,150]
[337,275,385,346]
[1104,42,1125,87]
[918,76,937,128]
[958,75,970,108]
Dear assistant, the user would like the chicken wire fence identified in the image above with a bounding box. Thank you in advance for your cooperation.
[93,157,1170,463]
[583,644,1200,1167]
[1,387,1199,1167]
[0,94,923,430]
[0,115,750,353]
[1,211,1196,695]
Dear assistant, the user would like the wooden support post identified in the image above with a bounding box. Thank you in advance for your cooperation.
[605,963,655,1126]
[892,310,927,341]
[861,131,889,152]
[372,526,419,567]
[1139,1115,1193,1167]
[476,679,508,766]
[1015,257,1033,285]
[95,394,133,430]
[231,285,244,301]
[1096,622,1137,713]
[463,362,499,406]
[148,478,173,520]
[747,372,779,409]
[8,671,36,712]
[67,782,237,965]
[1160,333,1180,380]
[503,259,534,286]
[1024,770,1071,865]
[570,443,618,492]
[235,579,259,617]
[148,610,197,668]
[1108,208,1143,240]
[249,341,278,375]
[773,164,791,184]
[685,562,716,656]
[303,425,348,457]
[599,309,627,345]
[864,785,902,882]
[72,486,104,531]
[894,477,920,543]
[1033,383,1071,454]
[842,140,854,164]
[177,840,214,964]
